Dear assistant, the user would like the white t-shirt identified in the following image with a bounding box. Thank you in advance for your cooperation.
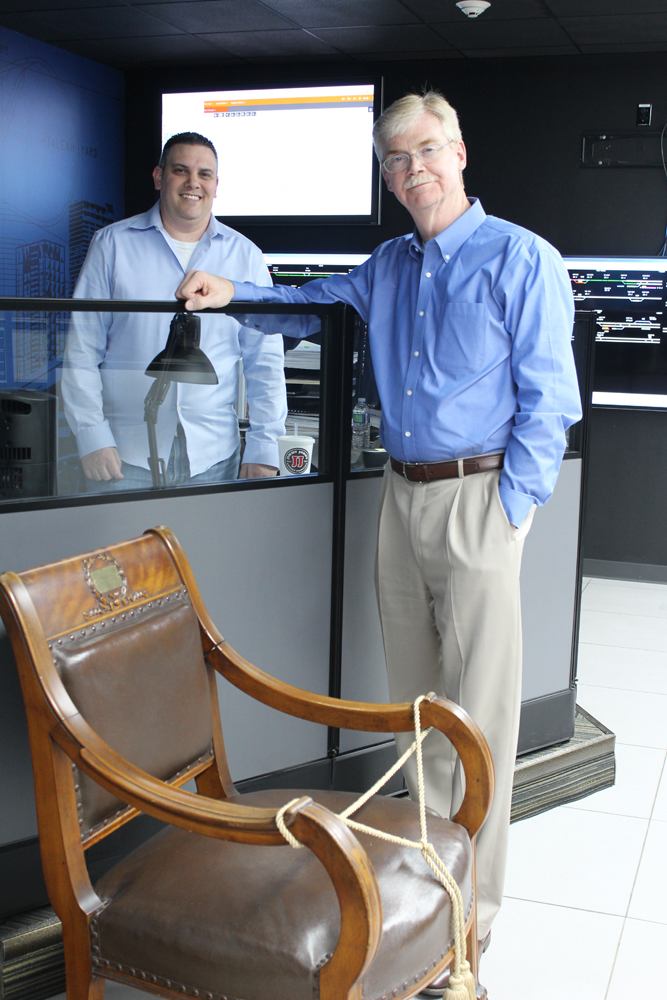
[168,236,199,271]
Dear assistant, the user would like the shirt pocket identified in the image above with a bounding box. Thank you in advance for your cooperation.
[434,302,487,374]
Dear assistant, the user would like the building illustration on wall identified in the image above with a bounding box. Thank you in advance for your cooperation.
[68,201,115,295]
[14,241,66,383]
[0,25,124,495]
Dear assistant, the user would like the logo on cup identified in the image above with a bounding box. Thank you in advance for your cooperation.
[284,447,309,474]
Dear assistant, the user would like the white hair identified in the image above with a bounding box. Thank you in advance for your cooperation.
[373,91,462,160]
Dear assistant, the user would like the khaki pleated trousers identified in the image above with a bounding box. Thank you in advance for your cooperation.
[375,464,534,936]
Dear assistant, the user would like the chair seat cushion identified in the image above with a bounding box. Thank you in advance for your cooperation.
[92,789,472,1000]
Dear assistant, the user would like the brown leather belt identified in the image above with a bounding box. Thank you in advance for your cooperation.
[390,452,504,483]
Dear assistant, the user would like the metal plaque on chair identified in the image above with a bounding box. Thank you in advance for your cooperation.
[82,553,146,620]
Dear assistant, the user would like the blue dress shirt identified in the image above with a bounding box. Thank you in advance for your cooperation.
[234,199,581,526]
[63,202,287,474]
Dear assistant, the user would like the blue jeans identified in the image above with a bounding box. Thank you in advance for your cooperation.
[87,428,242,494]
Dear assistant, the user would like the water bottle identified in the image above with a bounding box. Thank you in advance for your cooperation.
[352,397,371,450]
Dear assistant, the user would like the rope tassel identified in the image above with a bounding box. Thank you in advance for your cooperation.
[276,695,476,999]
[444,964,476,1000]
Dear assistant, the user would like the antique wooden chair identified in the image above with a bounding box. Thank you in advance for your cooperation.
[0,526,494,1000]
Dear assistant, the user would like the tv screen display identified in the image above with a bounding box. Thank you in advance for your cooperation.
[565,257,667,409]
[162,84,380,224]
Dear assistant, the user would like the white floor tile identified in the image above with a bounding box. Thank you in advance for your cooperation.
[504,807,647,915]
[607,917,667,999]
[482,897,623,1000]
[627,819,667,924]
[52,984,146,1000]
[651,761,667,822]
[576,684,667,750]
[579,610,667,652]
[577,643,667,694]
[565,744,666,819]
[582,580,667,618]
[582,576,592,591]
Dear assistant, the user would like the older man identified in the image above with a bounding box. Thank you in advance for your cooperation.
[62,132,286,490]
[176,93,581,995]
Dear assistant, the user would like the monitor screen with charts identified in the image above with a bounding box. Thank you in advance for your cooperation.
[264,252,371,288]
[162,84,380,224]
[565,257,667,408]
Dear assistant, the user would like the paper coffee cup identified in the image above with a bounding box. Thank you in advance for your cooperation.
[278,434,315,476]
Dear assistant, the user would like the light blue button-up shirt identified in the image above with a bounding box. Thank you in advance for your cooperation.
[63,202,287,474]
[235,199,581,526]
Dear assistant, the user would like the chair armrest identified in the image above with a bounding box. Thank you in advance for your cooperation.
[207,643,494,838]
[151,525,493,835]
[151,524,493,834]
[53,715,303,845]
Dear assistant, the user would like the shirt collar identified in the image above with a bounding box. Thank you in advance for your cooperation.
[131,200,220,241]
[408,197,486,260]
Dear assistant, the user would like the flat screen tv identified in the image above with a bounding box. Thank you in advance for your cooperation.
[162,83,382,226]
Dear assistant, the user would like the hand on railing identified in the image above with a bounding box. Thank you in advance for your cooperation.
[176,271,235,311]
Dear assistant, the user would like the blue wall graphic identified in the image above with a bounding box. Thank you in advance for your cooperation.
[0,26,124,388]
[1,27,123,493]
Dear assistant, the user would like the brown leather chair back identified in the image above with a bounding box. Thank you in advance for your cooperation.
[16,531,214,841]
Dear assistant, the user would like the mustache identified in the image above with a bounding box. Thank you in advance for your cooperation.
[403,174,436,190]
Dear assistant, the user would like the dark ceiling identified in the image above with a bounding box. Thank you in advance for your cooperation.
[3,0,667,69]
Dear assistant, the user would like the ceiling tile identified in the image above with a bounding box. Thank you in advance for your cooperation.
[546,0,667,15]
[561,13,667,44]
[260,0,420,28]
[399,0,550,23]
[433,16,572,48]
[197,28,343,58]
[310,23,454,53]
[1,0,122,10]
[58,31,232,64]
[578,40,667,54]
[135,1,293,32]
[26,5,183,38]
[0,10,66,39]
[463,44,579,57]
[359,48,464,61]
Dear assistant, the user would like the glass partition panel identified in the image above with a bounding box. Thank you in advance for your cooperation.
[0,300,334,505]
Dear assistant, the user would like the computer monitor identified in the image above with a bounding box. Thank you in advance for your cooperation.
[263,252,377,418]
[264,252,371,288]
[565,257,667,408]
[162,84,381,225]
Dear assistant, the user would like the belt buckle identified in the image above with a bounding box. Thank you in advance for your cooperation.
[403,462,426,483]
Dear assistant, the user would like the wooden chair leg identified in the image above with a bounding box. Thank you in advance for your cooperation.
[63,923,105,1000]
[467,840,480,984]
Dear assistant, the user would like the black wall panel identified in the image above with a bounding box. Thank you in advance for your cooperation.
[125,52,667,567]
[125,51,667,257]
[584,407,667,568]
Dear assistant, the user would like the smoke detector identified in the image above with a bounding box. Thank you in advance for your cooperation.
[456,1,491,17]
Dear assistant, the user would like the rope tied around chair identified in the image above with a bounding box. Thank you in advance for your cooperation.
[276,695,477,1000]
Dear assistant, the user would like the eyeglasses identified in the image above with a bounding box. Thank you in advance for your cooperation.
[382,141,455,175]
